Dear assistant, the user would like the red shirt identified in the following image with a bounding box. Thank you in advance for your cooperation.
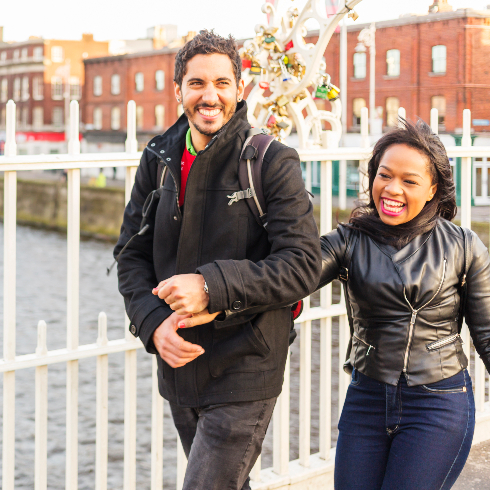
[179,146,196,206]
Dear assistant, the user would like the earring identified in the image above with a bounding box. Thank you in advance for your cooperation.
[238,97,242,102]
[177,98,181,102]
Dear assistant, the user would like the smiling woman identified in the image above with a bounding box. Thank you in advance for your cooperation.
[350,118,456,249]
[317,118,490,490]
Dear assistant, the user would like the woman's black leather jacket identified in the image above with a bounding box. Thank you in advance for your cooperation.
[319,219,490,386]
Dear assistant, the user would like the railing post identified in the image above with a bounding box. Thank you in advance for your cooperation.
[397,106,406,126]
[124,99,138,490]
[359,107,370,202]
[66,100,81,489]
[151,356,164,490]
[319,159,333,460]
[96,312,109,490]
[430,108,439,135]
[68,100,81,155]
[460,109,472,368]
[125,100,138,153]
[176,439,187,490]
[3,99,17,490]
[273,352,291,475]
[35,321,48,490]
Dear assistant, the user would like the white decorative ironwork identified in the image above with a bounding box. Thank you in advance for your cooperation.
[241,0,363,149]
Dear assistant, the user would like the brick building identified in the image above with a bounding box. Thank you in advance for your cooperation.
[321,5,490,134]
[0,32,109,154]
[83,48,179,152]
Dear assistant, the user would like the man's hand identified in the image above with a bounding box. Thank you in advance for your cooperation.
[152,312,205,368]
[153,274,209,315]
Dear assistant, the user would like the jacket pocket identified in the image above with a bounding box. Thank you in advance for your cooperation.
[208,321,273,378]
[426,333,462,351]
[353,333,376,356]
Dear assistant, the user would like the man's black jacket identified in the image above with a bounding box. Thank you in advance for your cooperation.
[114,101,321,407]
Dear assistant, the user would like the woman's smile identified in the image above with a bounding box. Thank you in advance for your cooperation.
[380,197,406,216]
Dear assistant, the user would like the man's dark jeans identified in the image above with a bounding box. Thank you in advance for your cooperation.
[335,369,475,490]
[170,397,277,490]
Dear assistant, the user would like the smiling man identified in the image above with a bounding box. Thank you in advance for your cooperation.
[114,30,320,490]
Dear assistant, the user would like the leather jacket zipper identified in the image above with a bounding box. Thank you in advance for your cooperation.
[353,333,376,356]
[402,259,447,379]
[426,333,461,351]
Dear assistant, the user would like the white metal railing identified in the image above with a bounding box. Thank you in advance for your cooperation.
[0,100,489,490]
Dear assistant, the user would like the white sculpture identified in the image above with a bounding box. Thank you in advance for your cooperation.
[241,0,363,149]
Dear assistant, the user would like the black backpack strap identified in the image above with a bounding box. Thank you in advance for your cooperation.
[337,226,359,374]
[230,130,275,229]
[458,227,472,334]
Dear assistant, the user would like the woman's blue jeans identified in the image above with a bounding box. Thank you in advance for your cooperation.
[335,369,475,490]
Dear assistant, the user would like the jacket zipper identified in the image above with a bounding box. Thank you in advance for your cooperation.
[426,333,461,351]
[402,259,447,378]
[353,333,376,356]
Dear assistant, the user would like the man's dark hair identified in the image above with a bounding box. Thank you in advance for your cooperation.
[348,118,457,249]
[174,29,242,87]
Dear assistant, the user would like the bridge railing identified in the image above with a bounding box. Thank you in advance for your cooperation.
[0,100,489,490]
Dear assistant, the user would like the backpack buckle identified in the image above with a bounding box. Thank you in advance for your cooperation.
[338,266,348,282]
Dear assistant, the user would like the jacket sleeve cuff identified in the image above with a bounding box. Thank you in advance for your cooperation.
[196,263,229,314]
[134,306,172,354]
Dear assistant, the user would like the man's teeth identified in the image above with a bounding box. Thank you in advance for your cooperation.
[199,108,221,117]
[383,199,405,212]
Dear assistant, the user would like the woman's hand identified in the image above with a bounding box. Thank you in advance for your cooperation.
[177,309,221,328]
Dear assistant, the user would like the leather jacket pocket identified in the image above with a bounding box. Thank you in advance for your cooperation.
[426,333,462,351]
[209,321,273,378]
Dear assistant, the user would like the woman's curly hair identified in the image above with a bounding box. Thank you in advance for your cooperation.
[174,29,242,87]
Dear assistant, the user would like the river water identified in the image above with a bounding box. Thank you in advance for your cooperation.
[0,224,342,490]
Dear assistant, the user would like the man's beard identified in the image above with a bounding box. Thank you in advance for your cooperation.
[183,100,237,136]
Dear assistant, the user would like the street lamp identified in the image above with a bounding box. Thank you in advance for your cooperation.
[355,23,376,133]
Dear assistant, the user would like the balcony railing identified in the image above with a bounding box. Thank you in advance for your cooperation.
[0,100,489,490]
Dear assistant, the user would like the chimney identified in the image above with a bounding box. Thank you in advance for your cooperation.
[429,0,453,13]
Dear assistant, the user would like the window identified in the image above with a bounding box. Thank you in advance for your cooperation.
[135,72,144,92]
[51,76,63,100]
[33,47,43,61]
[21,76,29,101]
[33,107,44,129]
[21,107,28,128]
[52,107,63,128]
[136,106,144,129]
[1,79,7,102]
[386,49,400,77]
[155,70,165,91]
[70,77,80,98]
[13,50,19,61]
[93,76,102,96]
[21,48,28,61]
[155,104,165,129]
[13,77,21,101]
[111,107,121,130]
[0,108,5,128]
[51,46,64,63]
[111,74,120,95]
[352,98,366,126]
[0,52,6,63]
[353,52,366,79]
[432,45,446,74]
[431,96,446,128]
[33,77,44,100]
[386,97,400,127]
[93,107,102,130]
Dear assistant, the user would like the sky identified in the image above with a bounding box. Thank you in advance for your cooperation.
[1,0,489,43]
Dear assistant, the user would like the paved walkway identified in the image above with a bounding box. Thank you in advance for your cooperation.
[454,441,490,489]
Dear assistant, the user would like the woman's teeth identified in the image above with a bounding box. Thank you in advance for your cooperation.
[199,108,221,117]
[383,199,405,213]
